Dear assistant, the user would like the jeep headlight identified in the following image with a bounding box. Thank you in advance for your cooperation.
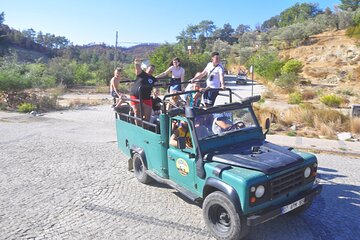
[304,167,311,178]
[255,185,265,198]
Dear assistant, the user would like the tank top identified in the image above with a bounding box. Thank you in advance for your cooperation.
[177,126,192,148]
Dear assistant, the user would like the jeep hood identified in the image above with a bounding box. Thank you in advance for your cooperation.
[204,141,304,175]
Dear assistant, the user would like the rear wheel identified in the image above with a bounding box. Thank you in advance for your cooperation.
[203,191,249,240]
[132,153,152,184]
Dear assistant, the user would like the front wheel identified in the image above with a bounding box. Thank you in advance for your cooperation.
[132,153,152,184]
[203,191,249,240]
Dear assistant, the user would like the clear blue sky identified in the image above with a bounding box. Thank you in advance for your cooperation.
[1,0,341,47]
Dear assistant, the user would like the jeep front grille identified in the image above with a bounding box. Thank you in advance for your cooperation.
[270,169,304,199]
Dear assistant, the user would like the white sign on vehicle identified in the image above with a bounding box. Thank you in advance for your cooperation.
[281,198,305,214]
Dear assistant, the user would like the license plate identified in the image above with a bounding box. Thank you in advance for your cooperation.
[281,198,305,214]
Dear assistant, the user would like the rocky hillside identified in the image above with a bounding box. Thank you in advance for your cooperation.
[280,30,360,104]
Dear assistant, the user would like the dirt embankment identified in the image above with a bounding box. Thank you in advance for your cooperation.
[280,30,360,101]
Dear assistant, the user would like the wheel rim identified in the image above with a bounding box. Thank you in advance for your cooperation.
[209,204,231,233]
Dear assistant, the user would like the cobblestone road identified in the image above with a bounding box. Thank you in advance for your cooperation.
[0,106,359,240]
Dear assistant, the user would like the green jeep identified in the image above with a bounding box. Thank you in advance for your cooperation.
[115,88,322,240]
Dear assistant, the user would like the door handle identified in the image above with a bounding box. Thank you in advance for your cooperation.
[144,140,149,144]
[168,156,175,161]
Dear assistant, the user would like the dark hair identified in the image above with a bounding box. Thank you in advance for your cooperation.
[169,57,181,67]
[211,52,220,57]
[115,67,122,72]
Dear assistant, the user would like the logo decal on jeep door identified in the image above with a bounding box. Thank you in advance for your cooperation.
[176,158,189,176]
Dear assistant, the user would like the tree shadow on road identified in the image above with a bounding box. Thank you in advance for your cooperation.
[245,166,360,240]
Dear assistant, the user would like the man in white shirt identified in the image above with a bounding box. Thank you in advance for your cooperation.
[194,52,225,107]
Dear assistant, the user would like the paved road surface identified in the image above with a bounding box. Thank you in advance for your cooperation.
[0,105,359,240]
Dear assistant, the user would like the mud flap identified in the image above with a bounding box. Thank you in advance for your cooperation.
[128,158,133,171]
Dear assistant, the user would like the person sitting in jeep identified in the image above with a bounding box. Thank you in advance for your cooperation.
[212,112,245,134]
[169,121,192,148]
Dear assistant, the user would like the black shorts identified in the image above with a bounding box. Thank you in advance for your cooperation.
[203,89,219,106]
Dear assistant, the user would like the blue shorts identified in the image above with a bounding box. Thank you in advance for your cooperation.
[203,89,219,106]
[169,78,181,92]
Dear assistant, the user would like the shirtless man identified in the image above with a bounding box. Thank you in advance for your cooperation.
[110,68,125,107]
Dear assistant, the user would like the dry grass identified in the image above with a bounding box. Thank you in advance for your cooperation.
[257,103,351,139]
[95,85,109,94]
[301,88,317,100]
[351,117,360,134]
[261,90,276,99]
[304,67,328,78]
[253,105,280,127]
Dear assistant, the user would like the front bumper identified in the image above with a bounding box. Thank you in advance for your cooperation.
[246,184,322,226]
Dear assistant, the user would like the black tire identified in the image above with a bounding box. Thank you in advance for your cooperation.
[203,191,249,240]
[288,199,313,216]
[132,153,152,184]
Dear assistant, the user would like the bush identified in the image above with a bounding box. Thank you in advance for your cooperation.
[301,89,316,100]
[17,102,36,113]
[0,63,32,92]
[320,94,343,107]
[274,72,298,88]
[281,59,303,74]
[288,92,302,104]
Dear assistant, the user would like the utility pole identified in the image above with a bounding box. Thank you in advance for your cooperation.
[114,31,118,69]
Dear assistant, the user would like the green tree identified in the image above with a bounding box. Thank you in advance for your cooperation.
[198,20,216,37]
[46,57,77,86]
[278,3,322,27]
[234,24,251,36]
[261,16,280,31]
[246,50,284,81]
[339,0,360,11]
[74,63,92,85]
[212,23,237,44]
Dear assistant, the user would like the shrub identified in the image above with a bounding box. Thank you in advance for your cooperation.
[286,130,297,136]
[320,94,344,107]
[262,90,275,99]
[17,102,36,113]
[281,59,303,75]
[301,89,316,100]
[274,72,298,88]
[288,92,302,104]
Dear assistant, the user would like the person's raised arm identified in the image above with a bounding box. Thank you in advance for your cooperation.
[134,59,142,76]
[180,68,185,82]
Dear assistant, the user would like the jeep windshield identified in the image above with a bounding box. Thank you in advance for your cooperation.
[194,106,258,141]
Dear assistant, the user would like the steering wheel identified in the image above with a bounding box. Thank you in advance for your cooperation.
[229,121,245,130]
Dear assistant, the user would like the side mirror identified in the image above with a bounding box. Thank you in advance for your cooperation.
[264,118,270,136]
[177,137,186,149]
